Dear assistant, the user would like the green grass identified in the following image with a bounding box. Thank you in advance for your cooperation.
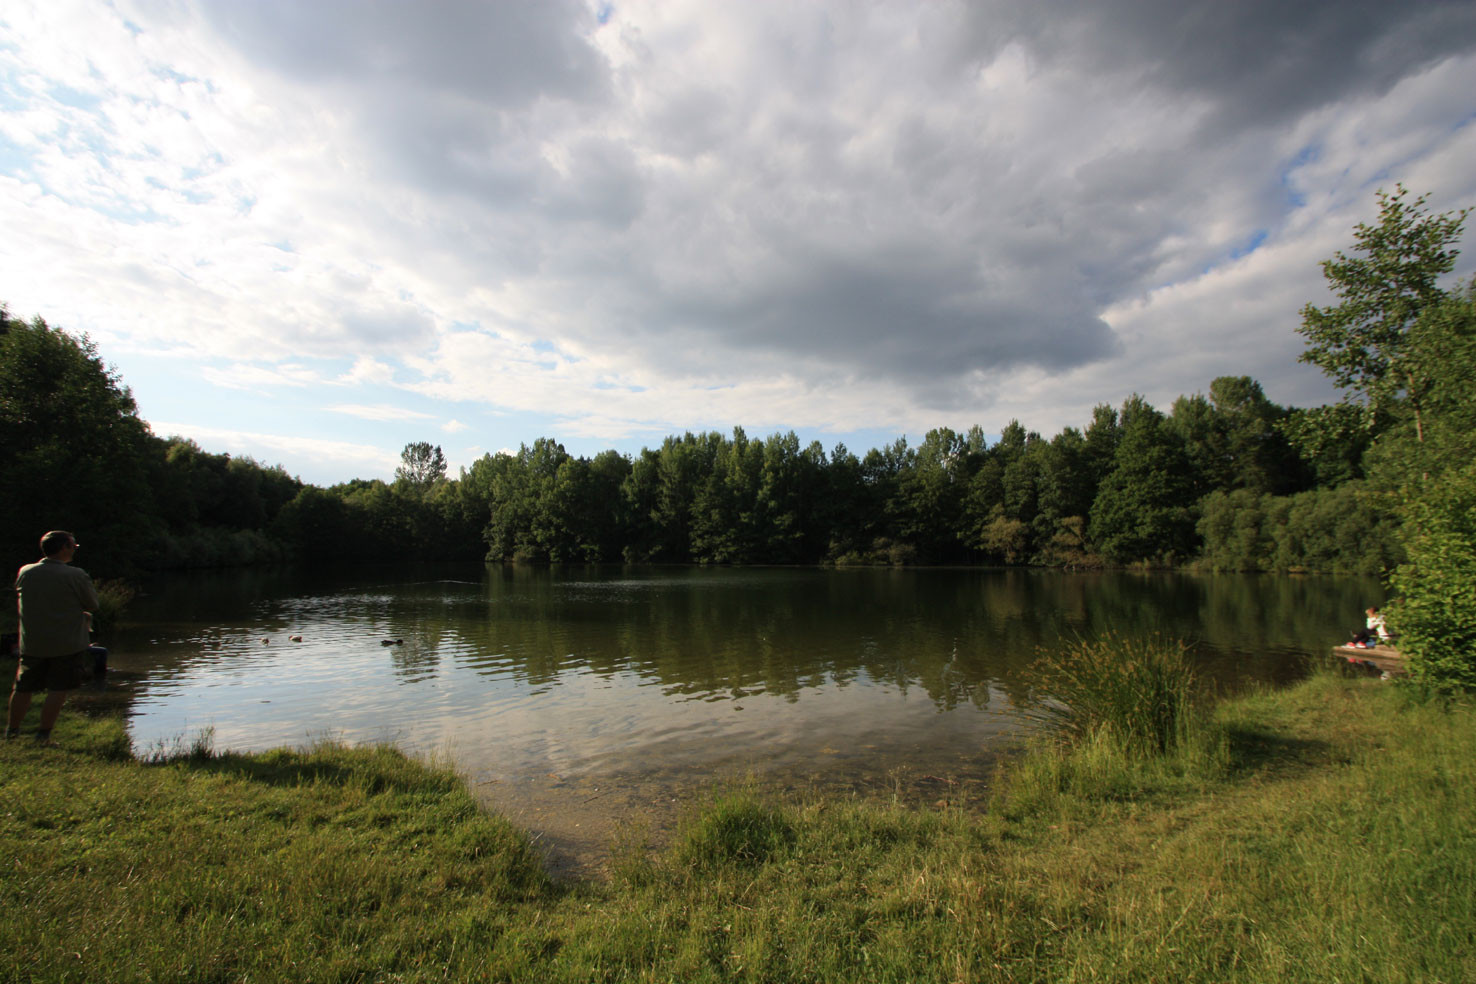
[1001,634,1229,819]
[1027,632,1204,756]
[2,670,1474,982]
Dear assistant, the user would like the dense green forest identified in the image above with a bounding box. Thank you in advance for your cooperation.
[0,311,1387,578]
[2,188,1471,591]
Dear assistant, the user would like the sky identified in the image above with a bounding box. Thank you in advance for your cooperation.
[3,1,1475,487]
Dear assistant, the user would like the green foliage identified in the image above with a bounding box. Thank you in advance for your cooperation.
[1298,184,1469,438]
[1290,192,1476,691]
[977,508,1030,564]
[892,426,972,561]
[1029,633,1202,757]
[6,296,1422,577]
[1032,428,1085,517]
[395,440,447,493]
[142,438,303,564]
[1196,483,1403,574]
[1285,193,1476,693]
[1363,283,1476,487]
[266,475,484,566]
[89,580,136,637]
[479,437,623,562]
[1170,376,1308,496]
[269,485,353,560]
[0,310,154,576]
[1089,399,1197,563]
[1278,403,1372,487]
[1389,463,1476,691]
[141,526,291,570]
[677,789,796,869]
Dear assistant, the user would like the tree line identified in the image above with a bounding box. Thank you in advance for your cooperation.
[0,315,1383,579]
[2,187,1470,593]
[451,381,1370,571]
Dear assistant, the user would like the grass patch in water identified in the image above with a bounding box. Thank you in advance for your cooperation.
[996,632,1231,819]
[1028,632,1203,756]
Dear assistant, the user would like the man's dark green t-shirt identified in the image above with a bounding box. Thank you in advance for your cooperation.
[15,558,99,658]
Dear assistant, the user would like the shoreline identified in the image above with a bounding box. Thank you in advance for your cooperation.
[3,668,1473,981]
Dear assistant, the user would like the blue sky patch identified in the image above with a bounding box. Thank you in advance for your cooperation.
[47,83,102,112]
[1230,228,1268,259]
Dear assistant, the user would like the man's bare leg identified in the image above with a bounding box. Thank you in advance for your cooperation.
[38,690,69,733]
[7,687,33,734]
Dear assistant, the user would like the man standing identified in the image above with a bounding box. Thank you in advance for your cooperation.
[8,531,99,743]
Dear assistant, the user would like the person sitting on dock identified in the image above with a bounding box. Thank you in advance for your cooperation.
[1350,607,1390,648]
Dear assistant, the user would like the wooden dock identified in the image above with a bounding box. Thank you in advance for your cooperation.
[1333,644,1407,675]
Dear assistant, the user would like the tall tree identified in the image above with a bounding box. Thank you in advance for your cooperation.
[0,311,154,575]
[395,442,447,492]
[1089,398,1197,564]
[1298,185,1469,444]
[1171,376,1304,496]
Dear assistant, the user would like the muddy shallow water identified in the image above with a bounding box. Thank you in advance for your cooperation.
[95,564,1377,874]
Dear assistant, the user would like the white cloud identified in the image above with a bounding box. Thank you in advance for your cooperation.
[200,363,323,391]
[442,419,469,433]
[325,404,435,422]
[2,0,1474,480]
[146,420,399,477]
[338,356,397,386]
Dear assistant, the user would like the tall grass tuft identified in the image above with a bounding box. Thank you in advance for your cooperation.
[1029,632,1201,757]
[90,579,136,636]
[998,635,1226,819]
[677,788,795,870]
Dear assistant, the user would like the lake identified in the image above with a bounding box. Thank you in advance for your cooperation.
[100,564,1378,869]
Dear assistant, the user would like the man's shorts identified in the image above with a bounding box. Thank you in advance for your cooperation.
[13,651,88,693]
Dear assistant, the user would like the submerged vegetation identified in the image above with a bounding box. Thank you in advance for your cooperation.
[2,669,1473,982]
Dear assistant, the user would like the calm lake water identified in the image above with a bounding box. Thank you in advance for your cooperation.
[99,565,1377,866]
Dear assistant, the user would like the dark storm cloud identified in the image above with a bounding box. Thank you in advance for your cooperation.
[673,252,1117,380]
[965,0,1476,130]
[182,0,1476,418]
[196,0,605,107]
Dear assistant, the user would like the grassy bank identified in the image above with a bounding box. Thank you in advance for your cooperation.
[2,670,1473,983]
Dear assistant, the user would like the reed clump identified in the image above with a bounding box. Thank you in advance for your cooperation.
[90,578,136,635]
[1029,632,1202,756]
[997,633,1228,818]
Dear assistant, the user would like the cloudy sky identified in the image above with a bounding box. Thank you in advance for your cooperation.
[3,1,1475,485]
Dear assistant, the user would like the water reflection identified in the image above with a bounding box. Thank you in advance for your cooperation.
[104,565,1378,786]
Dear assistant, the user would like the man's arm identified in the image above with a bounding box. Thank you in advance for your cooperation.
[76,570,101,613]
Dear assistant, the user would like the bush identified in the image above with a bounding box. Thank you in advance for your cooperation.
[1390,463,1476,692]
[1197,484,1403,573]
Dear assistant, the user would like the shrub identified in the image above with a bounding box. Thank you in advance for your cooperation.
[1197,484,1403,574]
[1389,463,1476,692]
